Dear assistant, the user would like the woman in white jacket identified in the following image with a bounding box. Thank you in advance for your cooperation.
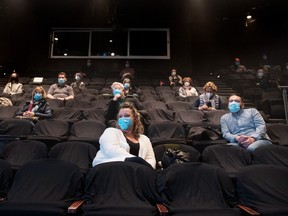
[92,102,156,169]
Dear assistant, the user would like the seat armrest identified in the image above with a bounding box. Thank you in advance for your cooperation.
[68,200,85,213]
[157,203,169,216]
[237,204,260,216]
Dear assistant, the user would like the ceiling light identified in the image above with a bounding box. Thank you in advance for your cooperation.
[246,14,252,19]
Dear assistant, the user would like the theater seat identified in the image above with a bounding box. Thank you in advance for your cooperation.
[81,161,161,216]
[0,159,84,216]
[157,162,240,216]
[236,164,288,216]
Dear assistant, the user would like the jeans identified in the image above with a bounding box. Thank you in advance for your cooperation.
[227,139,273,152]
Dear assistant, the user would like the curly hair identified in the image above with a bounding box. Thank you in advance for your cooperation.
[183,77,192,83]
[118,102,144,138]
[203,81,218,92]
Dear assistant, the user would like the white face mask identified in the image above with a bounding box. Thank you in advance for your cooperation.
[206,93,212,98]
[171,72,176,76]
[184,82,190,87]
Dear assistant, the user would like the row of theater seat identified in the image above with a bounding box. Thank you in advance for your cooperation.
[0,114,287,151]
[0,156,287,216]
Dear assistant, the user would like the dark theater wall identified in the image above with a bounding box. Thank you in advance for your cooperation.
[0,0,288,78]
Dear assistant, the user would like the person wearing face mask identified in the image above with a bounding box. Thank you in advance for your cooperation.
[198,81,221,111]
[47,72,74,101]
[122,78,138,97]
[3,72,23,96]
[178,77,198,98]
[230,58,247,73]
[255,67,272,90]
[15,86,52,121]
[168,68,183,87]
[220,95,272,152]
[104,82,145,125]
[70,72,86,91]
[93,102,156,168]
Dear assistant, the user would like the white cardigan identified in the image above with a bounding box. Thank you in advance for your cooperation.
[92,127,156,169]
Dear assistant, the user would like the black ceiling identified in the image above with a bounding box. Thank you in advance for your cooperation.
[1,0,287,28]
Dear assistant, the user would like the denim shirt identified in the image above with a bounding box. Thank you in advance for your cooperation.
[220,108,270,143]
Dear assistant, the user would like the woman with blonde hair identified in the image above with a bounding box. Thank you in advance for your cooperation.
[93,102,156,169]
[198,81,221,110]
[15,86,52,120]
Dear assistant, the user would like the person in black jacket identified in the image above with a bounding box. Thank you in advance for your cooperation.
[104,82,145,126]
[15,86,52,121]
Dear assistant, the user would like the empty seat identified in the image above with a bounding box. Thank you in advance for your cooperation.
[51,107,83,123]
[146,108,174,124]
[0,140,48,170]
[146,121,186,147]
[0,118,34,139]
[0,159,13,198]
[82,161,160,216]
[0,159,84,216]
[252,144,288,168]
[28,119,70,148]
[166,101,195,112]
[69,120,106,147]
[0,106,19,121]
[236,164,288,216]
[202,144,253,180]
[49,141,97,173]
[82,108,106,123]
[142,100,167,110]
[157,162,240,216]
[266,123,288,146]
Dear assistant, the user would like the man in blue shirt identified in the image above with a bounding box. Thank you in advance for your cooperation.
[220,95,272,152]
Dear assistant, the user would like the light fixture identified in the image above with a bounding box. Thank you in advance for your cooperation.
[246,14,252,19]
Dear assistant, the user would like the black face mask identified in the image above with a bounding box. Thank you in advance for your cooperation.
[10,78,17,82]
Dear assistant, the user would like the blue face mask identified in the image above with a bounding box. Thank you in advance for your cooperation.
[58,78,65,85]
[113,89,122,96]
[229,101,241,113]
[34,93,42,101]
[118,117,133,131]
[124,83,130,89]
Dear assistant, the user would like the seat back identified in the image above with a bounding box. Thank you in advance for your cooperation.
[49,141,97,173]
[252,145,288,168]
[202,145,252,179]
[0,159,13,197]
[7,159,83,202]
[0,140,48,170]
[0,118,34,139]
[236,164,288,213]
[157,163,238,211]
[83,162,159,216]
[266,123,288,145]
[146,121,186,146]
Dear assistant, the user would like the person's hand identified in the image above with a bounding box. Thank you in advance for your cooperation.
[23,111,30,117]
[58,97,65,101]
[23,111,35,117]
[241,137,255,147]
[235,135,255,148]
[113,94,122,101]
[200,104,208,110]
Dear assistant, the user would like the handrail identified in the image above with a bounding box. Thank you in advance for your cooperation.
[277,81,288,124]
